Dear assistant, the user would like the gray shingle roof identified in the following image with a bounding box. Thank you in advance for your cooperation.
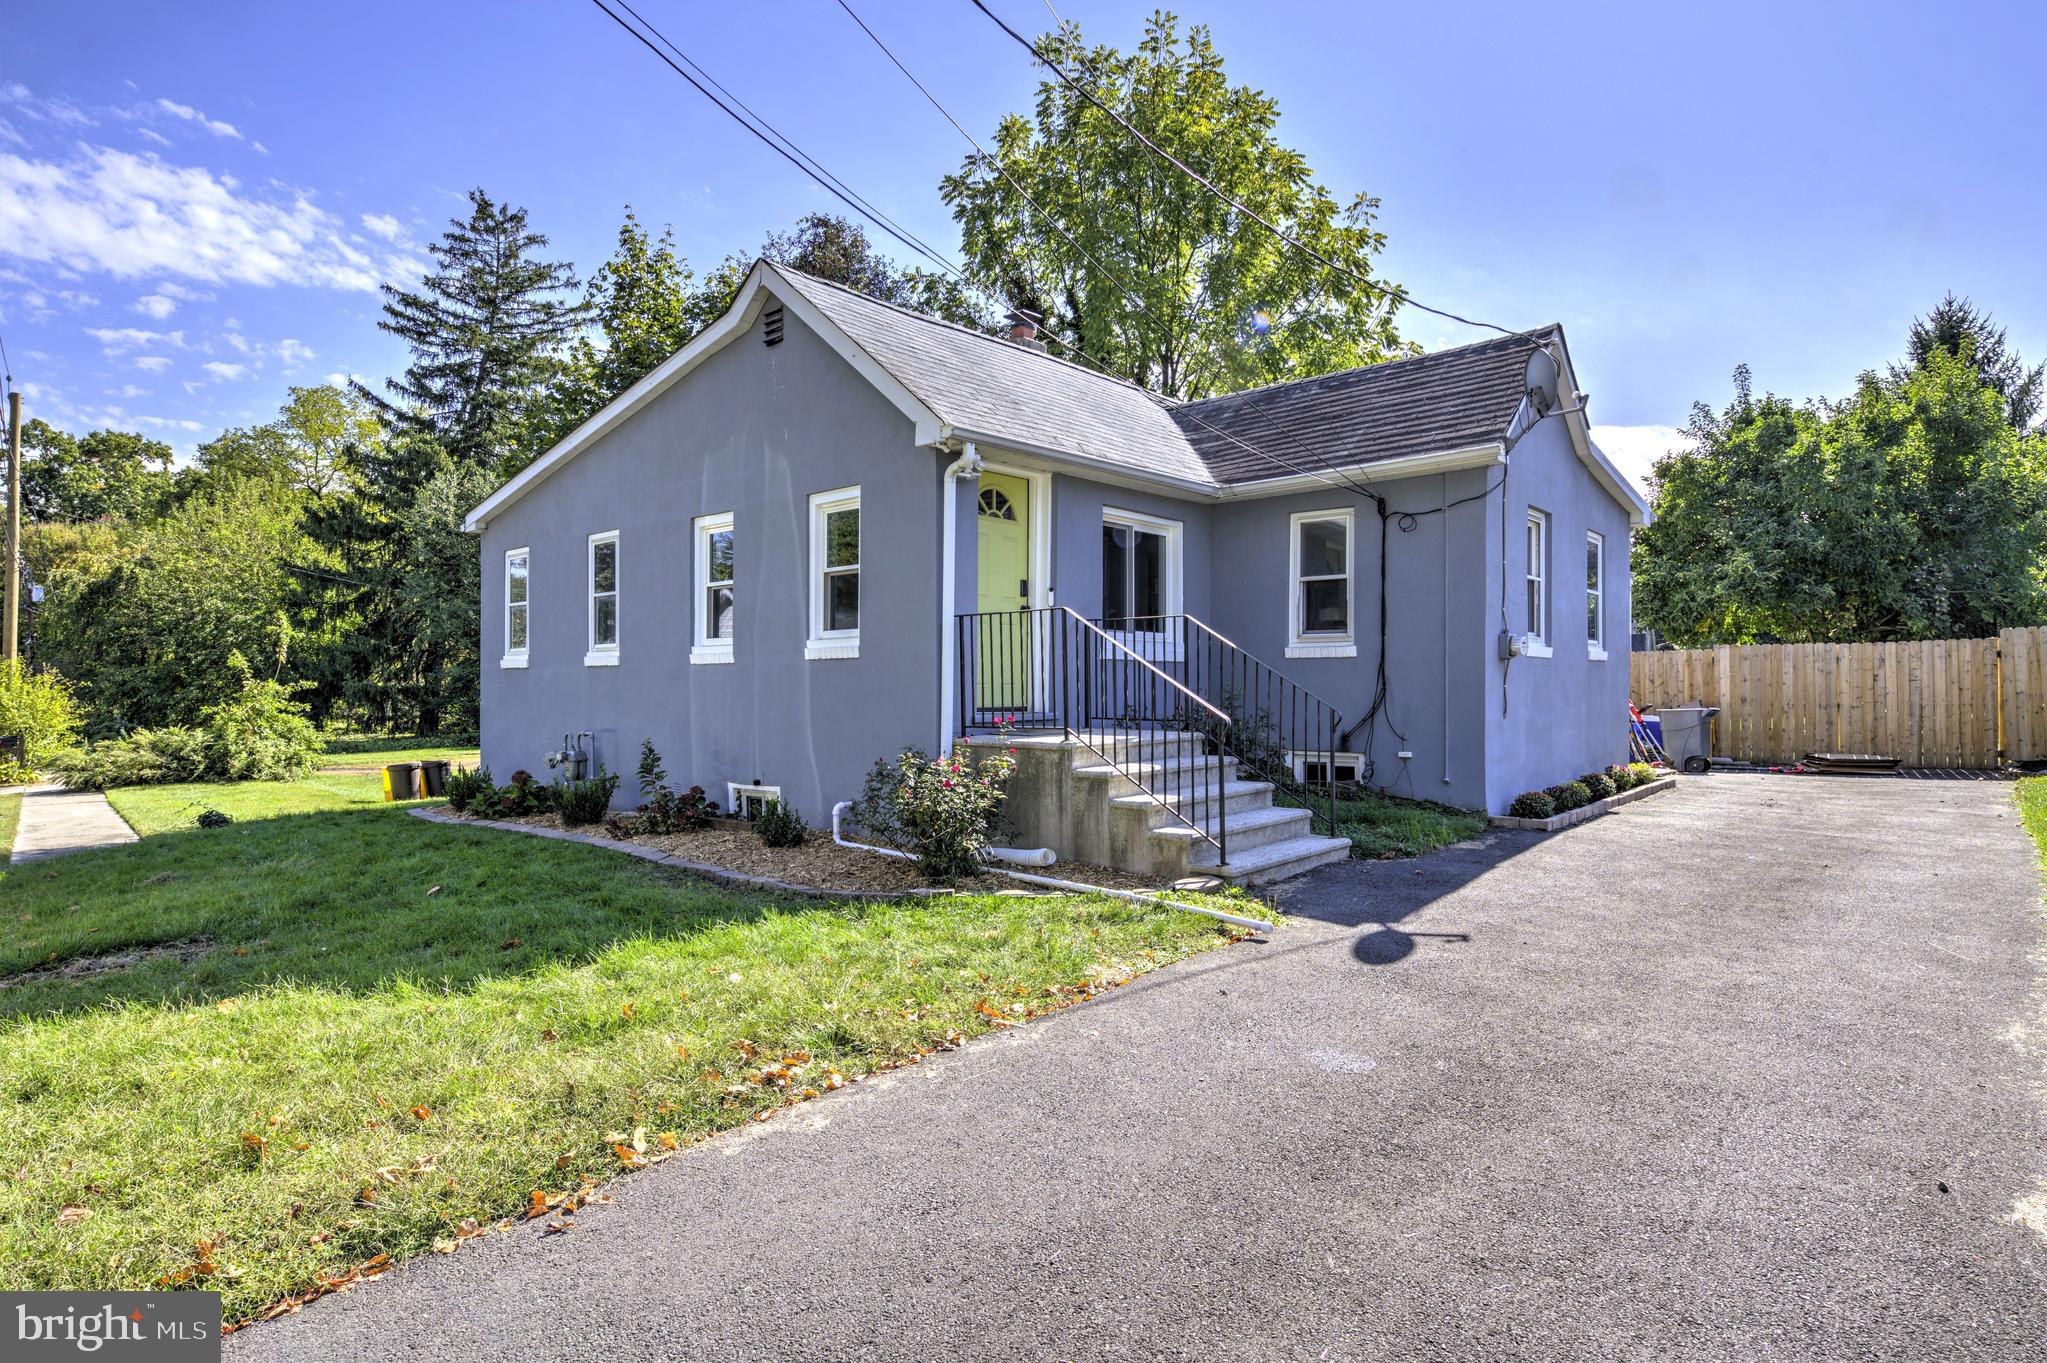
[1171,327,1557,485]
[773,265,1548,492]
[773,269,1214,488]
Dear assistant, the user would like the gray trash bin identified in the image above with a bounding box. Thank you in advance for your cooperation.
[1654,705,1719,774]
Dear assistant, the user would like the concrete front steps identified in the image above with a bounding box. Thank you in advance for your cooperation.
[968,729,1352,887]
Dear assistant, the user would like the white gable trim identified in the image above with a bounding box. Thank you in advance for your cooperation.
[1547,332,1652,528]
[463,261,944,532]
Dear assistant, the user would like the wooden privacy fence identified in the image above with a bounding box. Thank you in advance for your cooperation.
[1629,627,2047,768]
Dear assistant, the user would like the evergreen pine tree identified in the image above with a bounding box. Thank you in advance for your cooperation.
[355,188,586,483]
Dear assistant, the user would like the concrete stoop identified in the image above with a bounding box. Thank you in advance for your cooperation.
[967,730,1352,887]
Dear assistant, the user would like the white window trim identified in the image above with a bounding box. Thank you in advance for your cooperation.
[1101,506,1185,659]
[692,512,735,665]
[501,546,531,669]
[1523,510,1552,658]
[1289,750,1364,784]
[1586,529,1607,660]
[807,485,861,660]
[586,529,620,667]
[1287,508,1358,659]
[726,782,782,820]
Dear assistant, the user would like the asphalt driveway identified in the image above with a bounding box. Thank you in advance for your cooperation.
[227,774,2047,1362]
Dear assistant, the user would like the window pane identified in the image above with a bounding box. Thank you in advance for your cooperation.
[1299,519,1346,576]
[708,585,734,640]
[592,540,616,593]
[1586,537,1600,590]
[507,557,528,604]
[1132,530,1163,622]
[825,508,859,568]
[826,570,859,632]
[1526,580,1541,634]
[1101,524,1129,626]
[508,602,528,650]
[594,595,617,646]
[709,529,734,583]
[1302,578,1348,634]
[1527,519,1540,565]
[1587,593,1600,642]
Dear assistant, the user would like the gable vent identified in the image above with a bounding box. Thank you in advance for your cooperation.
[762,306,785,347]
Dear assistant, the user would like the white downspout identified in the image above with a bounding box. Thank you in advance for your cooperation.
[938,441,984,757]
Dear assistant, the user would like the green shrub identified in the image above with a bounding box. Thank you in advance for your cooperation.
[1508,790,1556,819]
[55,726,210,789]
[0,659,82,782]
[1579,771,1616,800]
[444,764,488,813]
[198,652,323,781]
[1546,781,1593,813]
[497,770,556,816]
[1606,763,1636,792]
[1627,762,1657,787]
[852,743,1018,883]
[557,768,620,826]
[753,798,808,848]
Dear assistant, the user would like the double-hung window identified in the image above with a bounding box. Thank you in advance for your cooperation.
[1586,530,1606,659]
[1523,510,1550,656]
[586,530,620,666]
[693,513,735,664]
[807,486,860,659]
[1100,508,1182,652]
[1288,509,1355,658]
[502,548,530,668]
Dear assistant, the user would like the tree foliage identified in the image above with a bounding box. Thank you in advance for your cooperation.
[1898,292,2042,430]
[1634,340,2047,645]
[19,420,174,522]
[940,12,1407,397]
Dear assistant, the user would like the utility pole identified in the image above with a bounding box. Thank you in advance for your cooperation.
[3,386,19,662]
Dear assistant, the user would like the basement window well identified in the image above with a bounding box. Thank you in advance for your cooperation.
[727,783,782,820]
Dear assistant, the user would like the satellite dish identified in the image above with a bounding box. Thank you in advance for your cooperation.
[1523,347,1560,414]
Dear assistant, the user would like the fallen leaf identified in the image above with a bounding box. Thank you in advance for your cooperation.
[621,1002,635,1020]
[629,1126,647,1153]
[526,1190,549,1219]
[239,1132,267,1153]
[656,1132,678,1151]
[555,1155,572,1170]
[499,936,521,951]
[674,1044,689,1062]
[214,998,238,1014]
[540,1029,558,1043]
[409,1105,431,1122]
[732,1039,756,1059]
[613,1144,646,1167]
[426,885,441,896]
[431,1238,458,1255]
[56,1204,90,1226]
[541,1219,571,1236]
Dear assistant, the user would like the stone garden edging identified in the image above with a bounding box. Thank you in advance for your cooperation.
[1486,774,1680,833]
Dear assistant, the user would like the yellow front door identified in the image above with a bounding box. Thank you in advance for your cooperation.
[974,472,1031,714]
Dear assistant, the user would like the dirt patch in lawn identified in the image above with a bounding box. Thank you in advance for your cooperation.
[0,937,214,991]
[445,810,1172,895]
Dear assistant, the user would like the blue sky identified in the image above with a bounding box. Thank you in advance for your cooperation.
[2,0,2041,490]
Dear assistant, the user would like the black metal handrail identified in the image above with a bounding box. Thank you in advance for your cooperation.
[1091,614,1343,837]
[957,605,1233,863]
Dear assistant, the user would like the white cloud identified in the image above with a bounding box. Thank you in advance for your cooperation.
[132,355,172,373]
[136,127,171,147]
[1590,424,1691,496]
[0,144,419,291]
[136,414,204,431]
[116,383,149,398]
[87,325,184,354]
[276,338,314,369]
[202,360,246,381]
[155,97,241,141]
[360,212,402,241]
[323,370,364,388]
[133,292,176,319]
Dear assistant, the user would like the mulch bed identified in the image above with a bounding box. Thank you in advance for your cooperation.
[433,808,1168,897]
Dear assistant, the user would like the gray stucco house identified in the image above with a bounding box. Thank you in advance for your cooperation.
[464,260,1649,884]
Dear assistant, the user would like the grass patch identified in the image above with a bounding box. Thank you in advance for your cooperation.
[2015,777,2047,867]
[106,772,431,837]
[316,734,479,762]
[1282,786,1488,858]
[0,791,20,860]
[0,795,1247,1322]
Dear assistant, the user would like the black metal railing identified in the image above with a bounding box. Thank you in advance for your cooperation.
[1090,614,1343,837]
[957,605,1234,863]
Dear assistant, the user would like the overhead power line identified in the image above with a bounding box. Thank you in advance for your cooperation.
[962,0,1516,337]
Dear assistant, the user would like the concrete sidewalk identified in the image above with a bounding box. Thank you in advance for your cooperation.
[225,775,2047,1362]
[7,783,138,862]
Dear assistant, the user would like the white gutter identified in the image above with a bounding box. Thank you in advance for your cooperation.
[937,441,984,756]
[830,803,1277,935]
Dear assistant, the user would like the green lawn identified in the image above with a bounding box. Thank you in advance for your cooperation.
[105,771,432,837]
[0,792,20,859]
[316,733,479,761]
[2016,777,2047,864]
[1281,787,1489,858]
[0,785,1248,1323]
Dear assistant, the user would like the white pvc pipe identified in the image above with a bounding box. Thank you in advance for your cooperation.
[829,803,1275,934]
[936,441,984,758]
